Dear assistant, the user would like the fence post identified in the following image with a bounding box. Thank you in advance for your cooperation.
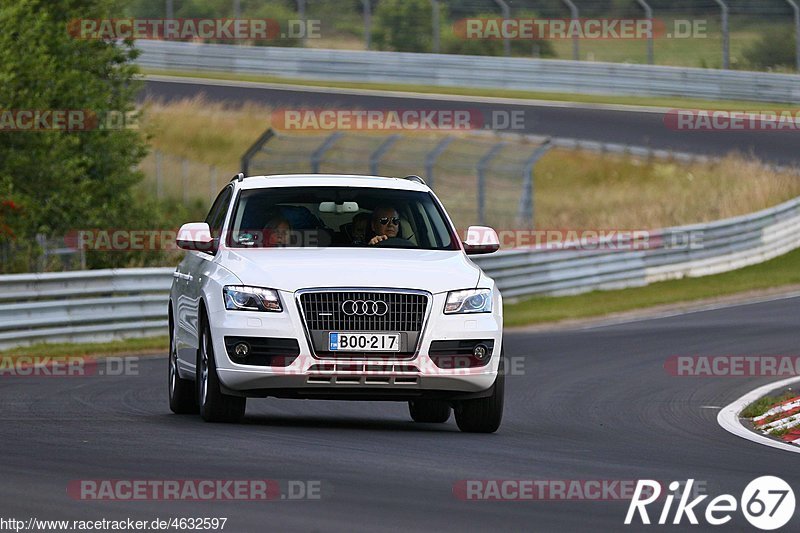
[493,0,511,57]
[476,142,506,226]
[636,0,654,65]
[714,0,730,69]
[562,0,580,61]
[362,0,372,50]
[369,134,401,175]
[311,132,343,173]
[787,0,800,72]
[155,150,163,199]
[431,0,440,53]
[424,136,454,189]
[517,140,551,228]
[182,158,189,204]
[241,128,275,176]
[210,166,218,198]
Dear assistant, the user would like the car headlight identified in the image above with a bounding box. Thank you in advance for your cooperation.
[444,289,493,314]
[223,286,282,312]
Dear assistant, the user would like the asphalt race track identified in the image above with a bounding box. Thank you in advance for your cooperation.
[3,296,799,531]
[143,78,800,165]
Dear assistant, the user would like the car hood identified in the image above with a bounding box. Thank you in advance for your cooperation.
[218,248,481,293]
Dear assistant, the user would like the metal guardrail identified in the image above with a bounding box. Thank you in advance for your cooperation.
[0,268,172,349]
[1,195,799,348]
[136,40,800,104]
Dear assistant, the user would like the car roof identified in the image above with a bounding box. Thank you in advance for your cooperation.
[237,174,430,192]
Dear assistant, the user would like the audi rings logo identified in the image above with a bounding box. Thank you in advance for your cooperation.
[342,299,389,316]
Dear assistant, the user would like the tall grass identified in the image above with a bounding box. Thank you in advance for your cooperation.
[139,98,800,230]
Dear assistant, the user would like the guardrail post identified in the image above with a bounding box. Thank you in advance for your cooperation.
[493,0,511,57]
[476,142,506,225]
[424,136,454,189]
[636,0,654,65]
[714,0,730,69]
[241,128,275,176]
[369,134,401,175]
[431,0,441,53]
[787,0,800,72]
[517,139,551,228]
[562,0,580,61]
[311,132,343,173]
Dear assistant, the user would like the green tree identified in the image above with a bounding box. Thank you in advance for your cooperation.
[372,0,432,53]
[0,0,148,271]
[743,26,797,70]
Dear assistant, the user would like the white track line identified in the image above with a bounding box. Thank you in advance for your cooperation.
[717,376,800,454]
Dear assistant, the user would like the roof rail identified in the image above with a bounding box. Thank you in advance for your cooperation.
[231,172,245,183]
[402,175,426,185]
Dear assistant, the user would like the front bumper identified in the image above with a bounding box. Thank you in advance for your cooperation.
[208,291,502,398]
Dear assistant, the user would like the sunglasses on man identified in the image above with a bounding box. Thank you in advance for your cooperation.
[379,217,400,226]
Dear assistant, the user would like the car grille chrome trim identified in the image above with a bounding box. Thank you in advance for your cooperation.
[299,291,427,332]
[295,288,432,359]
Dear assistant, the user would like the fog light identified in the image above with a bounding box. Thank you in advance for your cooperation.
[473,344,489,361]
[233,342,250,358]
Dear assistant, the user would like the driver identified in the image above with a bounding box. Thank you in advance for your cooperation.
[368,206,401,246]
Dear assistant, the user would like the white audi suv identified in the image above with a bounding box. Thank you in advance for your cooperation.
[168,173,504,432]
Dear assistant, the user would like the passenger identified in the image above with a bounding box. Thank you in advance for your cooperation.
[263,215,291,247]
[351,212,371,245]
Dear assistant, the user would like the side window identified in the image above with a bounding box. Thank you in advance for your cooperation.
[205,186,233,250]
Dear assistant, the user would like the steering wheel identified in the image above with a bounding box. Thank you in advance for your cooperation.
[375,237,417,248]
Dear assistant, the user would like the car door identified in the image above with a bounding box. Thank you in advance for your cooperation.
[177,185,234,372]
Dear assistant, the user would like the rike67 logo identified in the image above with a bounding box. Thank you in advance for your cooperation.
[625,477,795,530]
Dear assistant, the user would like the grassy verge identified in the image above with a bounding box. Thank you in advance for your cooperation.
[0,336,168,359]
[142,68,793,112]
[741,391,796,418]
[504,247,800,327]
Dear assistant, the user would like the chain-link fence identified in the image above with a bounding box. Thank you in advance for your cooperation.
[138,150,221,204]
[144,1,800,71]
[243,129,553,231]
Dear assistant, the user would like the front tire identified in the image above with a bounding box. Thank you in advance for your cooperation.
[168,314,197,414]
[408,400,451,423]
[197,320,246,423]
[454,356,504,433]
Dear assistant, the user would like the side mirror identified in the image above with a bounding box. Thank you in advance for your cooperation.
[463,226,500,255]
[176,222,214,252]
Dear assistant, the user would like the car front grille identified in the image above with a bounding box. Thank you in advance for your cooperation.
[299,291,428,333]
[298,290,430,358]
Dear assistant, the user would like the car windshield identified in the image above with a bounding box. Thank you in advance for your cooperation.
[227,186,458,250]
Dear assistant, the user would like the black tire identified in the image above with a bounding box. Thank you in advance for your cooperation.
[168,313,197,414]
[454,357,504,433]
[197,319,246,423]
[408,400,451,423]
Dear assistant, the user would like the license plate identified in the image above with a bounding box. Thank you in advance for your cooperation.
[329,332,400,352]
